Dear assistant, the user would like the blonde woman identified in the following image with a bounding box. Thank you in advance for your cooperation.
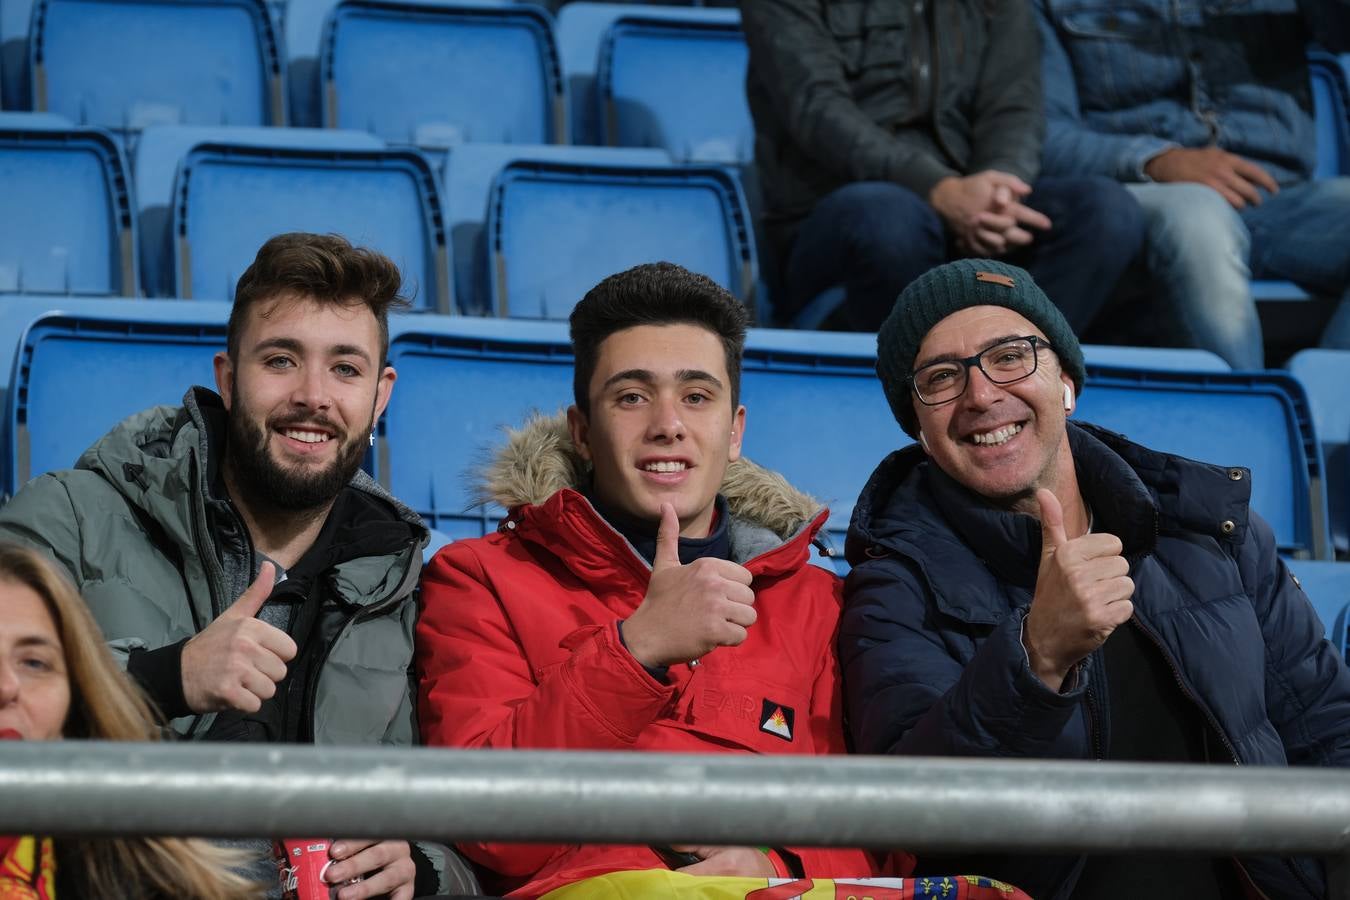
[0,542,259,899]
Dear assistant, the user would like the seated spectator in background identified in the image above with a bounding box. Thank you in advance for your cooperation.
[0,541,258,898]
[418,263,1029,900]
[740,0,1144,333]
[0,233,477,899]
[839,258,1350,899]
[1036,0,1350,369]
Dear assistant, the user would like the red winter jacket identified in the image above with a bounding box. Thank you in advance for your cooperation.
[416,414,887,898]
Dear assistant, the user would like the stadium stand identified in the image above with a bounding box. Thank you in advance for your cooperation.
[320,0,566,149]
[166,138,452,309]
[0,113,136,295]
[595,12,751,163]
[132,124,384,298]
[0,299,231,498]
[485,155,757,319]
[28,0,284,136]
[1289,348,1350,557]
[1075,366,1332,560]
[1287,559,1350,657]
[556,3,741,148]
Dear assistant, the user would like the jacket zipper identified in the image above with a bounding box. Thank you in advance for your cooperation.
[183,452,225,740]
[300,534,423,742]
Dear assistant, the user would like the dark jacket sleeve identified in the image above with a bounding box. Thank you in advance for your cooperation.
[840,555,1087,758]
[1239,513,1350,767]
[965,0,1045,183]
[739,0,959,197]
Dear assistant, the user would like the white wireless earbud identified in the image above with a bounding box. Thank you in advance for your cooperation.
[1063,383,1074,412]
[918,431,931,453]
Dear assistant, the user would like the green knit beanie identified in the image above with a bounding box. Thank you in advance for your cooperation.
[876,259,1085,437]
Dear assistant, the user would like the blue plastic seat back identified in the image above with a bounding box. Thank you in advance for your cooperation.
[132,125,384,297]
[486,159,756,319]
[170,142,450,309]
[556,3,739,146]
[29,0,284,134]
[377,318,574,539]
[322,0,565,148]
[598,16,750,163]
[3,302,231,496]
[1309,50,1350,180]
[441,142,672,315]
[1076,367,1329,559]
[737,330,911,571]
[1,0,35,110]
[1285,559,1350,657]
[1289,348,1350,555]
[0,121,135,295]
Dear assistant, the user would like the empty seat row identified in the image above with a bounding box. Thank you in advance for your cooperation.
[1,0,751,163]
[0,116,757,316]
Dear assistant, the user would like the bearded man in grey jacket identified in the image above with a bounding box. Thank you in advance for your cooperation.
[0,232,476,899]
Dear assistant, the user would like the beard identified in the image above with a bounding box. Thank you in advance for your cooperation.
[224,396,369,516]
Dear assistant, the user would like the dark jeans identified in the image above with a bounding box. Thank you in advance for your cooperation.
[779,175,1146,332]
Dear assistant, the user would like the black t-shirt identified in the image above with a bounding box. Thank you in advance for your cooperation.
[1071,620,1244,899]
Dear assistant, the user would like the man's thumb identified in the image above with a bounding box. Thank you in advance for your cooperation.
[653,503,682,572]
[1036,489,1068,552]
[224,561,275,618]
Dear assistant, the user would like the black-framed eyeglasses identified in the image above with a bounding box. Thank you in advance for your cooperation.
[909,335,1053,406]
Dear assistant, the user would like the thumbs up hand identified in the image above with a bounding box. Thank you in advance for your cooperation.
[180,562,299,714]
[1023,490,1135,691]
[622,503,757,668]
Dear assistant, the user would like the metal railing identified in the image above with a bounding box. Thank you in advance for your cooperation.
[3,742,1350,894]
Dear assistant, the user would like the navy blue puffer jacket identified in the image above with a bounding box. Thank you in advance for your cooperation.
[841,422,1350,899]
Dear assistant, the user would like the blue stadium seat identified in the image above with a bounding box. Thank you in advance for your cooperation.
[168,139,452,309]
[321,0,566,148]
[1250,51,1350,304]
[1081,344,1231,372]
[377,316,575,540]
[738,329,909,569]
[28,0,284,136]
[442,142,671,315]
[132,125,385,297]
[1285,559,1350,657]
[0,115,136,295]
[1309,49,1350,181]
[557,2,740,146]
[1076,366,1331,559]
[486,156,757,319]
[596,13,750,163]
[1289,348,1350,556]
[1,300,230,496]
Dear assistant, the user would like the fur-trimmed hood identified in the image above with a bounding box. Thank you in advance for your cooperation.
[480,410,823,541]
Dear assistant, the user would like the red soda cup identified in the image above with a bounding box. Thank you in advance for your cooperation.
[273,838,345,899]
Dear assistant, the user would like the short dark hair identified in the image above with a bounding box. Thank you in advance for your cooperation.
[228,233,410,366]
[569,262,749,415]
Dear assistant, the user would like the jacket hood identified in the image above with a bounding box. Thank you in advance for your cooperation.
[75,387,428,550]
[480,410,823,541]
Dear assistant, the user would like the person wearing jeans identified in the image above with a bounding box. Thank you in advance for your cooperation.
[741,0,1145,333]
[1035,0,1350,369]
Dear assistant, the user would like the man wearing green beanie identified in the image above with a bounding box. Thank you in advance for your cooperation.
[840,259,1350,900]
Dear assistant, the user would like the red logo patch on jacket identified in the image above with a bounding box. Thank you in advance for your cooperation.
[760,699,795,741]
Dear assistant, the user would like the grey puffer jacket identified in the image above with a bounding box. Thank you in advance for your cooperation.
[0,387,428,745]
[0,388,482,895]
[742,0,1045,241]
